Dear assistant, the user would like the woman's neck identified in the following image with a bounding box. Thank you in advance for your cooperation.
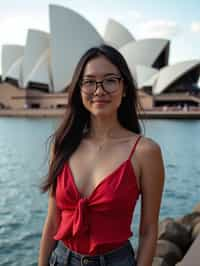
[88,115,123,141]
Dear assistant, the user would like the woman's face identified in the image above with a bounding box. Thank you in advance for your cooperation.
[80,55,124,118]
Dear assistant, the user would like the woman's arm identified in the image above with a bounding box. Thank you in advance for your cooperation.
[38,143,60,266]
[38,189,61,266]
[136,138,165,266]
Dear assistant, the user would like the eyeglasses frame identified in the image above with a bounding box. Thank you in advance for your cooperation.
[80,76,123,95]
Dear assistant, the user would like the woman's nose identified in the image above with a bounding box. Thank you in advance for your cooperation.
[94,83,106,95]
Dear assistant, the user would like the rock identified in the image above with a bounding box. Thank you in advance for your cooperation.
[158,219,191,252]
[155,239,183,265]
[158,218,175,238]
[192,203,200,213]
[176,212,200,233]
[159,218,175,230]
[191,222,200,241]
[152,257,169,266]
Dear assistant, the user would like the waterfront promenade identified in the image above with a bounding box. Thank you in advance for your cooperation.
[1,107,200,119]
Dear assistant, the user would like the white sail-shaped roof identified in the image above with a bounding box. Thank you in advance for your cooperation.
[22,29,50,88]
[136,65,159,89]
[104,19,135,49]
[1,45,24,82]
[49,4,104,92]
[142,72,160,88]
[24,49,53,91]
[4,57,24,87]
[153,60,200,95]
[120,39,169,68]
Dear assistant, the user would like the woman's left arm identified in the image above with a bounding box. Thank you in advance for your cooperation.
[136,138,165,266]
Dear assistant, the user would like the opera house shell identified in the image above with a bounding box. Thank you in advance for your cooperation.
[104,19,135,49]
[153,60,200,95]
[49,5,103,92]
[22,29,51,90]
[1,44,24,84]
[0,4,200,111]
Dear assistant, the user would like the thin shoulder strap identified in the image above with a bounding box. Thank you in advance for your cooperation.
[128,135,142,160]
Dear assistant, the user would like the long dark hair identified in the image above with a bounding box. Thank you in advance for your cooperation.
[41,44,142,194]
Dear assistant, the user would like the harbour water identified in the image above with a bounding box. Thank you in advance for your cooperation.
[0,118,200,266]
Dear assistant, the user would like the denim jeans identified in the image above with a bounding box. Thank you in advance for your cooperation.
[48,240,137,266]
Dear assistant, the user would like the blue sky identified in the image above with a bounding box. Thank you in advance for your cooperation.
[0,0,200,74]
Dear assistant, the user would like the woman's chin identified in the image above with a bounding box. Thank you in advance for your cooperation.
[90,109,114,118]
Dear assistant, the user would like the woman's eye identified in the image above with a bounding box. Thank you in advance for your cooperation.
[105,78,117,84]
[83,80,95,86]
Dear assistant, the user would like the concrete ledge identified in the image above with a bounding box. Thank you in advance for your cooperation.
[1,108,200,119]
[176,234,200,266]
[0,108,65,117]
[140,110,200,119]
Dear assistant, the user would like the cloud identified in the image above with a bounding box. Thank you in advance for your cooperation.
[191,22,200,33]
[139,19,180,39]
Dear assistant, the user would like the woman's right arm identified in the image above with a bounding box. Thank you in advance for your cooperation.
[38,189,61,266]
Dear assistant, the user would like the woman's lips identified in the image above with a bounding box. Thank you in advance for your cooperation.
[93,101,108,103]
[92,100,110,105]
[92,99,110,103]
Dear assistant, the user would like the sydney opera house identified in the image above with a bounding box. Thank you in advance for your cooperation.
[0,4,200,116]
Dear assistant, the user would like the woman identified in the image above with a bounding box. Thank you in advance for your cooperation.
[38,44,165,266]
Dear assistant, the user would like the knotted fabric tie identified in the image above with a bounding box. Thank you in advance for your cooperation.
[72,197,89,236]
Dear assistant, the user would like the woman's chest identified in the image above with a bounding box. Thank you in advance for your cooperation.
[68,152,128,198]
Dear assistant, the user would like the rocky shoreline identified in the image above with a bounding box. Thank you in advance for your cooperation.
[152,202,200,266]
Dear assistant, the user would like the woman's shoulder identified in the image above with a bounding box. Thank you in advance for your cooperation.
[126,133,162,163]
[124,130,161,152]
[137,135,161,152]
[135,135,163,170]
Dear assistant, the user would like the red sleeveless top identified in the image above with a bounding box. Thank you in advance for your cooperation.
[54,135,141,255]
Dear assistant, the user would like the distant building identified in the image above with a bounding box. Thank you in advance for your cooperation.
[0,83,68,110]
[152,60,200,108]
[104,19,135,49]
[138,90,153,110]
[0,4,200,111]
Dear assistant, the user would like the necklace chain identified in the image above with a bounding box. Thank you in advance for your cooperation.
[96,138,107,151]
[86,125,125,152]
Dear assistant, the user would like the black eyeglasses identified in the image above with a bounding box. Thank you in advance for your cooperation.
[80,76,122,94]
